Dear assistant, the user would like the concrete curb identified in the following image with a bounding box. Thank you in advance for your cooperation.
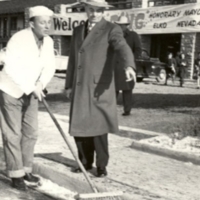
[131,140,200,165]
[32,159,133,200]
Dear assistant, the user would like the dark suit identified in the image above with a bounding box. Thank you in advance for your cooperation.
[65,18,135,169]
[177,58,187,86]
[114,29,141,113]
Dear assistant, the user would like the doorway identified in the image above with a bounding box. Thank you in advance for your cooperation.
[150,34,181,62]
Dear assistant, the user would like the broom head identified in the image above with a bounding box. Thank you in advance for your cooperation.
[75,191,123,200]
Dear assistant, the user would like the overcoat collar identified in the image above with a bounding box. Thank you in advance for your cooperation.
[124,28,130,38]
[80,18,107,49]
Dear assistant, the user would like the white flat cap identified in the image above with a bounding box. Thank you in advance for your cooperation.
[29,6,54,18]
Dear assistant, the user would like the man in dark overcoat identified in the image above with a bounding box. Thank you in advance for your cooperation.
[64,0,136,177]
[114,16,141,116]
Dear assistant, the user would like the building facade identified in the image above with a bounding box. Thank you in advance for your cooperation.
[0,0,200,78]
[105,0,200,78]
[0,0,76,49]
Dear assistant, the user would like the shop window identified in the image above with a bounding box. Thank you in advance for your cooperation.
[10,17,17,30]
[3,17,7,38]
[150,34,181,62]
[0,18,1,37]
[148,0,184,6]
[106,0,133,9]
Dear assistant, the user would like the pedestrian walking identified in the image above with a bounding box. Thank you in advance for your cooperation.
[165,52,176,85]
[64,0,136,177]
[0,6,55,191]
[114,16,141,116]
[176,53,187,87]
[194,52,200,89]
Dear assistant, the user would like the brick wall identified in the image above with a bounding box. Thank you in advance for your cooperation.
[182,0,199,78]
[54,4,71,56]
[195,33,200,58]
[181,33,196,78]
[53,5,62,54]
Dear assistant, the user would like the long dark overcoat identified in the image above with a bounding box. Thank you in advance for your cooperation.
[115,29,141,91]
[65,18,135,137]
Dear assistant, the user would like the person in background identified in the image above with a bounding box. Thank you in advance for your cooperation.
[175,52,181,69]
[194,52,200,89]
[64,0,136,177]
[114,16,141,116]
[176,53,187,87]
[0,6,55,191]
[165,52,176,85]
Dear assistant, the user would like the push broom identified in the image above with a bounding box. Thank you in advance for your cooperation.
[42,97,124,200]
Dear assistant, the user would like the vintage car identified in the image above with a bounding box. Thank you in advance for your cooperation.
[0,48,69,72]
[54,49,69,72]
[135,49,167,83]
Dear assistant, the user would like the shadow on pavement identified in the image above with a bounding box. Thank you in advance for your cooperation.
[45,92,200,109]
[35,153,97,177]
[117,93,200,109]
[44,93,69,102]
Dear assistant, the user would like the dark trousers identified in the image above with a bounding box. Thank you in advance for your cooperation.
[116,90,132,113]
[177,67,186,86]
[165,68,176,85]
[74,134,109,169]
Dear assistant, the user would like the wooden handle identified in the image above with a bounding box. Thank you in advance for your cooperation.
[42,98,98,193]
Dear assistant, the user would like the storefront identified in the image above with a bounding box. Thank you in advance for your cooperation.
[52,2,200,78]
[0,0,200,79]
[0,0,75,50]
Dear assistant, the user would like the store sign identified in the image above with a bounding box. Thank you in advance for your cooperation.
[50,3,200,35]
[51,13,87,35]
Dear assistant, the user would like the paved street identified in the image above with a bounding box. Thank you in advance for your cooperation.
[1,75,200,200]
[45,75,200,135]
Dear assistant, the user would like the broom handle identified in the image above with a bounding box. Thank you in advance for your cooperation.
[42,98,98,193]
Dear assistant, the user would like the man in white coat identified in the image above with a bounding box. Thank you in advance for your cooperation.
[0,6,55,191]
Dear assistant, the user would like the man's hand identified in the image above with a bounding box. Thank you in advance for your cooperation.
[64,88,72,100]
[33,81,45,101]
[125,67,136,83]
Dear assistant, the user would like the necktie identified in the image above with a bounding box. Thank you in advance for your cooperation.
[88,23,95,34]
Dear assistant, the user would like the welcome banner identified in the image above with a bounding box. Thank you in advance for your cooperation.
[50,3,200,35]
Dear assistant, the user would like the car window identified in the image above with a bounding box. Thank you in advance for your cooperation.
[141,50,150,59]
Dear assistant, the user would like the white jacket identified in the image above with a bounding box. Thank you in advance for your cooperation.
[0,28,55,98]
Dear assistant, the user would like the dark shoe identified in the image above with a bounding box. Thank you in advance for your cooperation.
[97,167,107,178]
[122,111,130,116]
[12,177,27,191]
[24,173,40,186]
[73,165,93,173]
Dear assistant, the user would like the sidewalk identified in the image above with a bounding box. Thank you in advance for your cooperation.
[0,173,56,200]
[1,111,199,200]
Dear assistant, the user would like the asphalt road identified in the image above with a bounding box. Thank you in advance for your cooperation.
[0,174,55,200]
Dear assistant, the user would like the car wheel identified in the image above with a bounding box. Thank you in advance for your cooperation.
[137,77,144,82]
[156,69,166,83]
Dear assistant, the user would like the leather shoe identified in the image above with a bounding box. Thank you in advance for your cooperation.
[97,167,107,177]
[24,173,40,186]
[122,111,130,116]
[73,165,93,173]
[12,177,27,191]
